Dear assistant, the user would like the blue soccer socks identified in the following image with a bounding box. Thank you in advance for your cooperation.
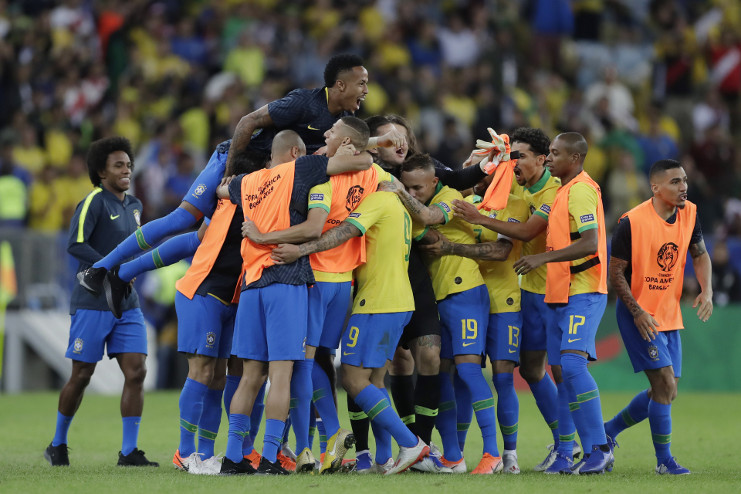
[197,387,223,458]
[605,389,649,439]
[354,384,417,448]
[289,359,314,453]
[52,412,73,447]
[648,399,673,464]
[493,372,519,451]
[121,416,141,456]
[457,362,499,457]
[561,353,607,448]
[117,231,199,282]
[178,378,208,457]
[529,373,560,446]
[437,371,462,461]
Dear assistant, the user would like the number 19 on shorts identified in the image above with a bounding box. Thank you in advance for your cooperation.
[461,319,478,341]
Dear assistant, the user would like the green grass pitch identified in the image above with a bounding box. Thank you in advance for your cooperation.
[2,390,740,493]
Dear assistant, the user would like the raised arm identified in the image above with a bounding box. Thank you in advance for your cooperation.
[689,239,713,322]
[224,105,273,177]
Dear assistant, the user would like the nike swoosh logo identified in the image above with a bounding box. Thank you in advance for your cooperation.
[508,349,517,353]
[342,351,354,356]
[110,214,120,220]
[308,125,319,131]
[568,338,581,343]
[462,342,476,347]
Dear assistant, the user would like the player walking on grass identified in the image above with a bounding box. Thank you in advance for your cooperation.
[45,137,157,468]
[604,159,712,475]
[513,133,612,475]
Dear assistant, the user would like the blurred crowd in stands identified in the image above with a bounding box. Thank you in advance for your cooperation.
[1,0,740,314]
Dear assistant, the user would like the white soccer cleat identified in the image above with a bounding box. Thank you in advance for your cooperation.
[189,454,222,475]
[502,451,520,474]
[172,450,201,472]
[410,442,453,473]
[371,458,394,474]
[533,445,557,472]
[385,436,430,475]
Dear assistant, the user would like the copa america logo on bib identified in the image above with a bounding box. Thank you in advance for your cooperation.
[73,338,84,353]
[206,332,216,347]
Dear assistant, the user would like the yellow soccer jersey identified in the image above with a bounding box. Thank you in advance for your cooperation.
[515,169,560,294]
[345,191,414,314]
[307,164,393,282]
[566,181,602,296]
[413,183,485,301]
[468,194,528,313]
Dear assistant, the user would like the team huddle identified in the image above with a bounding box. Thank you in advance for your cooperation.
[44,55,713,477]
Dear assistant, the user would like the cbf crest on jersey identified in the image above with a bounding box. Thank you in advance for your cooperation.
[193,184,207,197]
[133,209,141,227]
[73,338,84,353]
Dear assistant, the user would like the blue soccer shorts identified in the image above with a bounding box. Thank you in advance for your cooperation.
[546,292,607,366]
[438,285,490,359]
[308,281,352,349]
[233,283,308,362]
[339,312,412,369]
[175,291,236,359]
[486,311,522,364]
[66,308,147,363]
[616,299,682,377]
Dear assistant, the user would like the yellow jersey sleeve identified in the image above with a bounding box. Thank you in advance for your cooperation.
[430,186,459,224]
[568,182,599,233]
[308,182,332,214]
[345,192,385,235]
[372,163,394,183]
[532,185,557,221]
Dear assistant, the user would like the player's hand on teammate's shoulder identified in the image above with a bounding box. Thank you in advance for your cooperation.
[452,198,484,225]
[693,291,713,322]
[313,145,328,156]
[633,310,659,341]
[242,219,265,244]
[271,243,300,264]
[216,175,235,199]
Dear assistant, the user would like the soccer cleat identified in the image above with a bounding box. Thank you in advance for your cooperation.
[256,456,290,475]
[354,451,373,473]
[440,455,467,473]
[44,443,69,466]
[371,458,394,474]
[320,428,355,474]
[244,449,261,469]
[281,442,298,461]
[471,453,503,474]
[276,451,296,472]
[104,268,130,319]
[385,436,429,475]
[118,448,159,466]
[78,267,107,295]
[502,451,520,474]
[220,457,256,475]
[190,455,223,475]
[339,458,357,472]
[295,447,317,474]
[410,443,453,473]
[544,452,574,474]
[656,457,690,475]
[533,445,557,472]
[576,446,614,475]
[172,449,199,471]
[571,453,589,474]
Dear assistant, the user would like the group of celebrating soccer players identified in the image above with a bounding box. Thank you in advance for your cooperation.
[45,54,713,478]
